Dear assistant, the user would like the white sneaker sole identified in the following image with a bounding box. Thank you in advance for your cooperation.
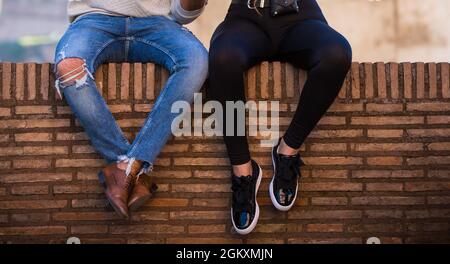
[231,164,262,235]
[269,146,298,212]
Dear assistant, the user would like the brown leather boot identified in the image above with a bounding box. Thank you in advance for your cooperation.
[128,174,158,211]
[99,163,136,219]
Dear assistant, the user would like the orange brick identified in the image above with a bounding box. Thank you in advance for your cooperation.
[366,183,403,192]
[171,184,229,193]
[2,62,12,99]
[40,63,50,100]
[0,172,72,183]
[0,119,70,129]
[144,198,189,207]
[301,182,362,192]
[174,157,229,166]
[111,225,185,235]
[71,225,108,235]
[415,62,425,98]
[15,132,52,142]
[169,211,228,221]
[440,63,449,98]
[428,63,437,98]
[309,129,363,138]
[188,224,225,234]
[160,144,190,153]
[303,156,362,166]
[0,107,11,116]
[56,132,89,141]
[0,200,67,210]
[106,63,116,100]
[192,198,229,207]
[27,63,37,100]
[285,63,295,98]
[72,145,96,154]
[260,62,269,99]
[306,224,344,233]
[351,196,424,206]
[11,213,50,223]
[351,116,424,125]
[246,67,257,99]
[13,159,52,169]
[15,105,52,115]
[11,185,49,195]
[52,212,120,221]
[407,156,450,165]
[134,63,143,100]
[403,62,412,98]
[56,159,105,168]
[329,103,364,112]
[134,103,153,112]
[0,161,11,170]
[310,143,347,152]
[145,63,155,100]
[365,210,403,219]
[289,209,362,220]
[152,170,191,179]
[376,62,387,98]
[389,62,399,98]
[351,62,360,98]
[405,182,450,192]
[109,104,132,113]
[364,63,374,98]
[409,102,450,112]
[191,143,226,152]
[367,156,403,166]
[72,199,108,208]
[351,143,422,152]
[407,128,450,137]
[311,197,348,205]
[352,170,423,179]
[366,103,403,112]
[15,63,25,100]
[311,169,348,179]
[367,129,403,138]
[23,146,68,155]
[120,63,130,100]
[0,226,66,236]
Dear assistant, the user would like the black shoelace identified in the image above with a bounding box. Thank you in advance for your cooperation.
[276,155,302,189]
[231,176,253,212]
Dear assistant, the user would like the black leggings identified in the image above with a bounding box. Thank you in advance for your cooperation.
[208,3,352,165]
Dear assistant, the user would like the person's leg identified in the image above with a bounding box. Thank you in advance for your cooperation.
[122,16,208,172]
[54,14,139,218]
[54,15,130,167]
[278,19,352,153]
[208,16,273,235]
[268,19,352,211]
[208,17,273,176]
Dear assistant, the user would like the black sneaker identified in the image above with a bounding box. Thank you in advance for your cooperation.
[230,159,262,235]
[270,138,305,211]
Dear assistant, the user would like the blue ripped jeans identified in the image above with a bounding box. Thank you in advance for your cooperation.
[54,14,208,180]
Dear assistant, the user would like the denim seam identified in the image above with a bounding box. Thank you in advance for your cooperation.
[86,38,133,148]
[125,76,172,161]
[133,38,178,71]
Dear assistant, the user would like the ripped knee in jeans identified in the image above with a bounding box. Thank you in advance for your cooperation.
[55,58,93,99]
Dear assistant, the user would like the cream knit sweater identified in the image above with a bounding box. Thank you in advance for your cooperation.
[67,0,204,24]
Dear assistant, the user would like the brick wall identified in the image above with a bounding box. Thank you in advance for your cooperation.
[0,62,449,244]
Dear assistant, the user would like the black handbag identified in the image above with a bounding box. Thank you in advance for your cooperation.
[270,0,300,17]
